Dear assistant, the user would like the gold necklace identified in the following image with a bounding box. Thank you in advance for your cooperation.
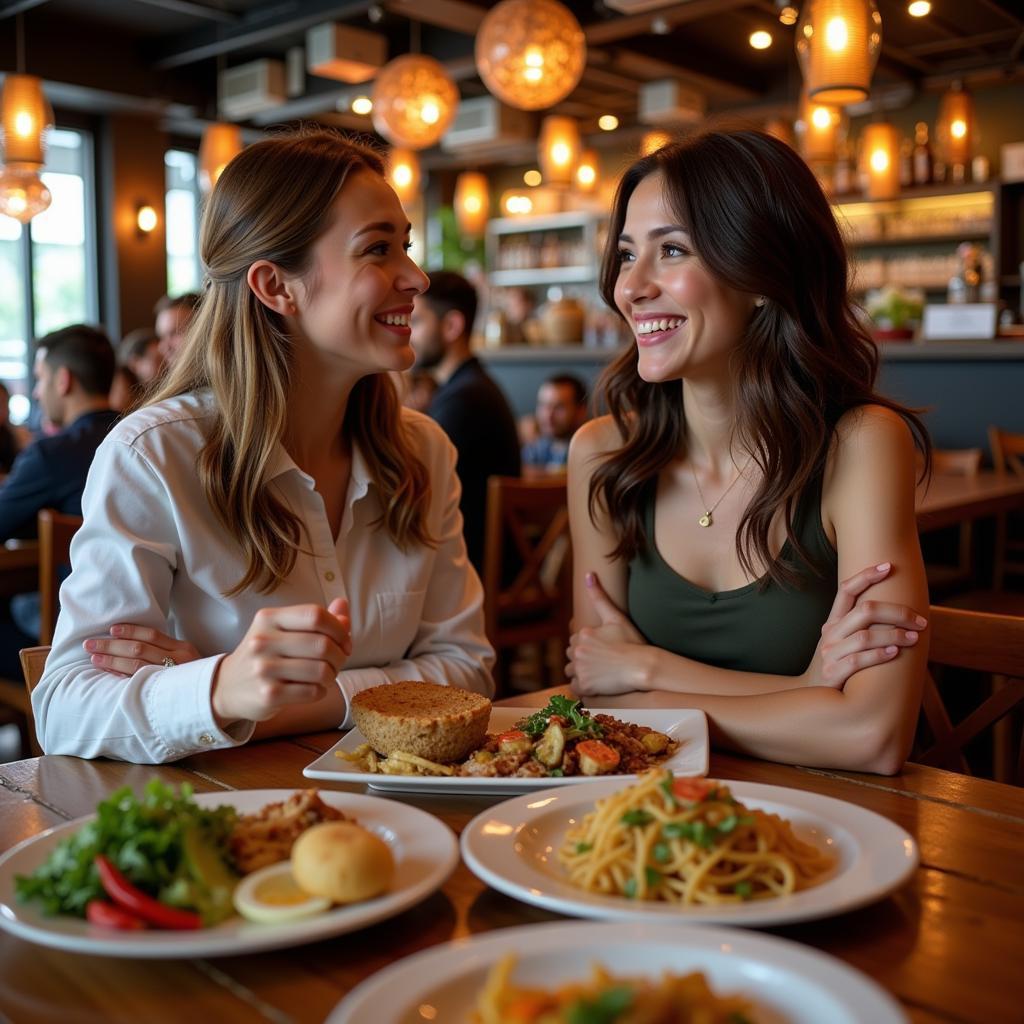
[689,456,751,528]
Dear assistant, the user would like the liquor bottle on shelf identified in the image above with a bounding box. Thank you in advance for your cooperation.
[899,139,914,188]
[912,122,933,186]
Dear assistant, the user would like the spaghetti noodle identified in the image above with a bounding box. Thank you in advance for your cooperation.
[558,770,833,905]
[474,954,755,1023]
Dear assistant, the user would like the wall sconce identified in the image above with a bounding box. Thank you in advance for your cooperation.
[936,81,974,169]
[454,171,489,237]
[475,0,586,111]
[539,115,580,186]
[0,73,54,222]
[860,122,901,200]
[371,55,459,149]
[796,90,846,162]
[575,149,599,192]
[199,123,243,193]
[796,0,883,106]
[136,203,158,237]
[387,148,421,205]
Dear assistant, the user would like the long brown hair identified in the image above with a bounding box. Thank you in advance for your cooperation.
[591,127,930,587]
[149,130,433,596]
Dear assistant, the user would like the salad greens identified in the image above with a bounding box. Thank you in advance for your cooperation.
[519,695,604,740]
[15,780,239,925]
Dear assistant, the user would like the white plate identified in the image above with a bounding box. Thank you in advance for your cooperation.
[303,707,709,795]
[461,778,918,928]
[328,920,906,1024]
[0,789,458,958]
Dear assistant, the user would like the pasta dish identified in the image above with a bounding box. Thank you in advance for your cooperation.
[558,770,832,905]
[474,955,755,1023]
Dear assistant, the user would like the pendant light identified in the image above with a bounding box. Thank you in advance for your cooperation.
[476,0,586,111]
[936,81,974,168]
[387,148,421,206]
[371,54,458,150]
[538,115,581,186]
[454,172,489,238]
[796,0,883,106]
[640,130,673,157]
[575,149,599,193]
[796,90,846,162]
[199,123,243,193]
[861,123,901,199]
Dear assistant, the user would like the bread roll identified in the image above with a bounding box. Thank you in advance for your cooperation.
[291,822,394,904]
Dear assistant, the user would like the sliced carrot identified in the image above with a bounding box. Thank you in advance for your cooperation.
[672,776,716,802]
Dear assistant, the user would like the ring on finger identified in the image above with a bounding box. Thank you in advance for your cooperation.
[161,656,176,668]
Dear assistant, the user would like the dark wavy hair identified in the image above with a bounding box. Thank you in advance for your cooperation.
[590,127,930,588]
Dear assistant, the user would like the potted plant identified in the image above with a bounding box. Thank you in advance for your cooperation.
[865,286,924,342]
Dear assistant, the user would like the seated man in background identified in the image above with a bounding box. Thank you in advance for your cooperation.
[0,324,118,670]
[410,270,521,571]
[154,291,200,368]
[522,374,588,475]
[110,328,164,412]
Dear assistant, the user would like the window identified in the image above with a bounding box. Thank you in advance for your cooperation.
[0,127,97,422]
[165,150,201,295]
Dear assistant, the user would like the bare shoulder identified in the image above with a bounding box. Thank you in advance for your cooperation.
[830,404,916,475]
[568,415,624,467]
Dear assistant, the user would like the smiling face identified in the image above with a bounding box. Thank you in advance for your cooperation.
[289,169,429,375]
[613,172,759,384]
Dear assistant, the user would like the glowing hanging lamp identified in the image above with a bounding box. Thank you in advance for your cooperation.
[796,0,883,106]
[371,55,459,150]
[475,0,586,111]
[640,130,673,157]
[538,115,581,186]
[454,171,489,238]
[0,73,54,222]
[199,123,243,193]
[387,148,421,206]
[936,81,974,168]
[796,90,846,162]
[861,123,901,199]
[575,149,599,192]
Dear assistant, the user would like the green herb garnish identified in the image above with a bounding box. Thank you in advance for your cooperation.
[519,695,603,739]
[658,771,678,809]
[652,842,671,864]
[733,880,754,900]
[620,809,655,827]
[566,985,635,1024]
[574,841,593,855]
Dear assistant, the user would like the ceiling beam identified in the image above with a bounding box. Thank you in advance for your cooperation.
[151,0,375,70]
[126,0,239,23]
[584,0,752,46]
[381,0,484,34]
[907,27,1021,56]
[592,47,758,104]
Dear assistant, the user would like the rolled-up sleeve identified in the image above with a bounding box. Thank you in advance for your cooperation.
[31,437,253,763]
[336,430,495,725]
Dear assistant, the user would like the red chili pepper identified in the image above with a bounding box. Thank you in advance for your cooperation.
[86,899,147,930]
[94,855,203,930]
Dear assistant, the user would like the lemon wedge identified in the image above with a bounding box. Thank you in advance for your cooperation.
[232,861,331,924]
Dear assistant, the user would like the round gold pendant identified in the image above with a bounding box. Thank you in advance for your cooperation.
[698,513,712,528]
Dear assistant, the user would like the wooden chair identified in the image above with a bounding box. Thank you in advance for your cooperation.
[918,605,1024,784]
[38,509,83,645]
[989,426,1024,589]
[482,475,572,696]
[0,540,40,758]
[19,645,49,696]
[922,448,983,597]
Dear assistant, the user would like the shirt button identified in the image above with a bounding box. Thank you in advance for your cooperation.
[324,570,336,582]
[198,732,215,745]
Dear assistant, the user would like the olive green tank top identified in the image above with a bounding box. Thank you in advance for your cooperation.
[628,476,838,677]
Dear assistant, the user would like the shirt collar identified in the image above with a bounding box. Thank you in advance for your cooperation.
[266,439,374,504]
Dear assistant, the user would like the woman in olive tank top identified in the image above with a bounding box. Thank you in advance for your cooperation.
[565,129,931,775]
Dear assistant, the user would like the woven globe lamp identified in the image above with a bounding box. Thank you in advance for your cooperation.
[0,73,54,221]
[475,0,586,111]
[936,82,974,167]
[796,90,846,162]
[371,55,459,149]
[539,115,581,186]
[796,0,882,106]
[387,148,421,206]
[454,171,489,237]
[860,122,901,200]
[199,123,243,193]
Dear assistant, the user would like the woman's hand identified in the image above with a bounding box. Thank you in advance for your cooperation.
[805,562,927,690]
[565,572,653,696]
[212,599,352,725]
[84,625,201,677]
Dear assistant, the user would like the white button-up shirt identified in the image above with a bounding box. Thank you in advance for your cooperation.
[32,392,494,763]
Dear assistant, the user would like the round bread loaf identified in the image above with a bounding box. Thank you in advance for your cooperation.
[291,822,394,904]
[350,680,491,763]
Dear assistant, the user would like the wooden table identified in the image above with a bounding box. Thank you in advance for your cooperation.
[1,723,1022,1024]
[916,469,1024,531]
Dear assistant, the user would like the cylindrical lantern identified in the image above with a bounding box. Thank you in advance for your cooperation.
[640,130,673,157]
[454,171,489,237]
[575,148,599,192]
[936,82,974,167]
[796,91,846,162]
[860,123,901,199]
[539,115,580,186]
[0,164,51,222]
[476,0,586,111]
[387,148,421,206]
[796,0,882,106]
[0,74,53,166]
[199,123,243,193]
[371,55,459,150]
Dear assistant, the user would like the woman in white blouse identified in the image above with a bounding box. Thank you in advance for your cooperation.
[33,132,494,763]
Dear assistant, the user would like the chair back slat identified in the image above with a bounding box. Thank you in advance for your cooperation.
[38,509,83,645]
[19,645,50,696]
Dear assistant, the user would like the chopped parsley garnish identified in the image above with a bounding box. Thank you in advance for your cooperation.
[620,809,655,827]
[652,842,671,864]
[658,771,678,808]
[566,985,635,1024]
[519,695,603,739]
[574,841,593,855]
[734,880,754,900]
